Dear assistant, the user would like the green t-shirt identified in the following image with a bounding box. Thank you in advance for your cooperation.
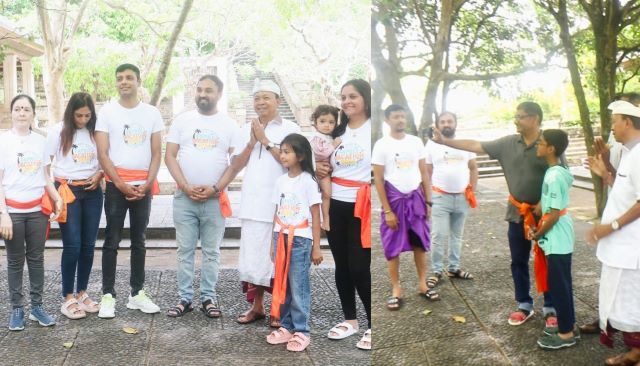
[538,165,574,255]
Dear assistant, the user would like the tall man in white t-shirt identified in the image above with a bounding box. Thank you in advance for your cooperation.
[95,64,163,318]
[164,75,240,318]
[424,111,478,288]
[215,79,301,326]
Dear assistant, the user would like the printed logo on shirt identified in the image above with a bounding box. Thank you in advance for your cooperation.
[394,151,414,170]
[16,151,41,176]
[122,123,147,146]
[71,143,96,164]
[192,128,219,150]
[334,142,365,168]
[277,192,304,225]
[443,151,465,165]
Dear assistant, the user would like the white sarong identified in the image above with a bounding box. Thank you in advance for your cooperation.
[238,219,274,287]
[599,264,640,332]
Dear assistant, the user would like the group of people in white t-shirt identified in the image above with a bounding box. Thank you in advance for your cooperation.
[0,64,373,352]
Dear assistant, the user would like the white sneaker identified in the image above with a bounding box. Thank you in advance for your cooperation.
[98,294,116,319]
[127,290,160,314]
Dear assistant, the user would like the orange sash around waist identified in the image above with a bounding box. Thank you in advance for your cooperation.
[331,177,371,249]
[432,185,477,208]
[270,217,309,319]
[105,168,160,195]
[5,194,54,238]
[54,178,90,223]
[533,208,568,293]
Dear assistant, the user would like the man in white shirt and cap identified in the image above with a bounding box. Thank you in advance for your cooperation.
[586,100,640,365]
[215,79,301,326]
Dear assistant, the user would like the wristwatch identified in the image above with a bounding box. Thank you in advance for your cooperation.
[611,219,620,230]
[265,141,276,151]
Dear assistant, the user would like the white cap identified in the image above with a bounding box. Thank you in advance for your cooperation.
[252,78,280,96]
[608,100,640,117]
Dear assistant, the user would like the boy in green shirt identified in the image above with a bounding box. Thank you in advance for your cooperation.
[531,129,577,350]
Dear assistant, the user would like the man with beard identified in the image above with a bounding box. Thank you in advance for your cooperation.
[373,105,436,310]
[95,64,163,318]
[424,111,478,289]
[585,101,640,365]
[164,75,240,318]
[215,79,301,326]
[431,102,558,334]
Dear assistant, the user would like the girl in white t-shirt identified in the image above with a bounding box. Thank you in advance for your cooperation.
[0,95,63,331]
[266,133,322,352]
[45,92,104,320]
[308,105,341,231]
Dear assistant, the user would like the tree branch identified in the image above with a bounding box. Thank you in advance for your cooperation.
[101,0,162,36]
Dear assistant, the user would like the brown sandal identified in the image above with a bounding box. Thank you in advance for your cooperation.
[605,352,640,366]
[236,310,266,324]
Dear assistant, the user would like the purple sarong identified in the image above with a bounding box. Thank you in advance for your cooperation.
[380,181,430,260]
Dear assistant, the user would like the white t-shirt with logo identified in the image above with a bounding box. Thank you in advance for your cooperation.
[166,110,240,186]
[424,140,476,193]
[0,130,48,213]
[231,118,301,222]
[95,100,164,184]
[330,119,372,202]
[271,171,322,240]
[371,134,424,194]
[45,123,100,180]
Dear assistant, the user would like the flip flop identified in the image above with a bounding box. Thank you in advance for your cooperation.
[386,296,402,311]
[327,322,358,340]
[236,310,266,324]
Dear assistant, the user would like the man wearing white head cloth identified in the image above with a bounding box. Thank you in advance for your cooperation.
[586,100,640,365]
[215,78,301,326]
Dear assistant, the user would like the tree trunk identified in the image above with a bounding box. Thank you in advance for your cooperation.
[551,0,604,216]
[371,7,417,135]
[372,78,385,142]
[36,0,88,126]
[419,0,454,139]
[149,0,194,106]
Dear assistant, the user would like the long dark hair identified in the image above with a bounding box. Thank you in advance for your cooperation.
[333,79,371,138]
[280,133,319,188]
[60,92,97,156]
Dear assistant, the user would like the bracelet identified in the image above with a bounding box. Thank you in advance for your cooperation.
[426,201,433,207]
[212,185,220,193]
[383,209,392,214]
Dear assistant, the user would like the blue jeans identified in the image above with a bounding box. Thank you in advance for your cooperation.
[430,192,469,273]
[57,183,103,297]
[173,190,225,303]
[272,232,312,335]
[508,222,554,312]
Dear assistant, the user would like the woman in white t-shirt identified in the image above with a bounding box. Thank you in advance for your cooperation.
[45,92,104,320]
[0,95,62,331]
[323,79,372,350]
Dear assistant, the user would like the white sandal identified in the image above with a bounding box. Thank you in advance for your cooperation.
[356,329,371,350]
[76,293,100,313]
[327,322,358,340]
[61,298,87,320]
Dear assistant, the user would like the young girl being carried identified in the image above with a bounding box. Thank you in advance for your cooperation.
[308,105,341,231]
[266,133,323,352]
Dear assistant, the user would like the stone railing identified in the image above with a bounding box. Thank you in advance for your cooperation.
[273,72,312,128]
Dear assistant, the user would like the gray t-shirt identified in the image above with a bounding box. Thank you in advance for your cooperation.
[482,134,548,223]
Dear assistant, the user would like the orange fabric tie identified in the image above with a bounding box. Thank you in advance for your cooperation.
[270,217,309,319]
[433,185,477,208]
[331,177,371,249]
[5,194,54,239]
[218,190,232,218]
[105,168,160,195]
[54,178,89,223]
[533,208,568,293]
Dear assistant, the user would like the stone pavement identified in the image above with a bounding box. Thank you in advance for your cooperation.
[0,248,369,365]
[372,177,627,366]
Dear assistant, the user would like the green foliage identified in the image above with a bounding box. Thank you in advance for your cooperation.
[0,0,34,19]
[63,45,128,101]
[98,9,143,42]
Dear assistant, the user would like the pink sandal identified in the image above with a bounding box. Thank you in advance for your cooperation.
[266,327,293,344]
[77,293,100,313]
[286,332,310,352]
[60,298,87,320]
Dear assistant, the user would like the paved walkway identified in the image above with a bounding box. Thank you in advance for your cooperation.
[0,248,368,365]
[372,177,626,366]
